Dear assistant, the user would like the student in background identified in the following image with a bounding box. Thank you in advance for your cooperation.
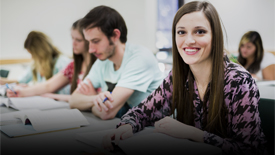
[102,1,267,155]
[1,31,71,94]
[7,19,97,102]
[238,31,275,81]
[69,6,163,119]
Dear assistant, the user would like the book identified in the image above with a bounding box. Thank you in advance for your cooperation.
[0,96,69,110]
[75,127,222,155]
[0,109,89,137]
[0,109,40,126]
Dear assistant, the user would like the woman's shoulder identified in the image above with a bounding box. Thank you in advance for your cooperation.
[261,52,275,69]
[224,61,256,89]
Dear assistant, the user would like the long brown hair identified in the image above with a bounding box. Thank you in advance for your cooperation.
[24,31,61,81]
[70,19,97,93]
[171,1,227,137]
[237,31,264,74]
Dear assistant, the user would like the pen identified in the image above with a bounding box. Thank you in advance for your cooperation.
[5,83,17,95]
[103,92,112,103]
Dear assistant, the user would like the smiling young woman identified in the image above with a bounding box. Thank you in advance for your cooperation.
[102,1,268,155]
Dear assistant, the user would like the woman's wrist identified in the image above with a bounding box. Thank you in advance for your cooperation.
[186,125,204,142]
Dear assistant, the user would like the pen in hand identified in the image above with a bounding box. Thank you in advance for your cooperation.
[103,92,112,103]
[5,83,17,95]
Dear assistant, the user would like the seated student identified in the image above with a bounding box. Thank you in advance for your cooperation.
[102,1,268,155]
[1,31,71,94]
[69,6,164,119]
[7,19,97,102]
[238,31,275,80]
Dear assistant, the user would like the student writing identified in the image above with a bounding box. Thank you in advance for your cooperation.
[7,19,97,102]
[1,31,71,95]
[69,6,164,119]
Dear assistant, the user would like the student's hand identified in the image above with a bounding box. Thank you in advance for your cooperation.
[154,116,195,140]
[6,88,23,97]
[92,91,114,112]
[102,124,133,151]
[77,79,94,95]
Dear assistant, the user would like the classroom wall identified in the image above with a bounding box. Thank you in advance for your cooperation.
[0,0,157,59]
[185,0,275,53]
[1,0,274,60]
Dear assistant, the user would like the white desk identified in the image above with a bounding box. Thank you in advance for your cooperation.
[1,107,222,155]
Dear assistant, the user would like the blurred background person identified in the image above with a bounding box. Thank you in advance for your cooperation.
[238,31,275,81]
[7,19,98,101]
[2,31,71,94]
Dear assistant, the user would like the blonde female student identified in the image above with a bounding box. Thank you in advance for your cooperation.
[7,19,97,102]
[238,31,275,81]
[102,1,267,155]
[1,31,71,94]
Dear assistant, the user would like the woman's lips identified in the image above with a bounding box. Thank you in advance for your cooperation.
[183,47,200,55]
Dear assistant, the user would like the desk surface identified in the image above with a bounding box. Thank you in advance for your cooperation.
[257,85,275,100]
[1,107,222,155]
[1,107,122,155]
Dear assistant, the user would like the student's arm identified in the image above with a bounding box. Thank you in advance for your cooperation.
[41,93,71,102]
[102,72,172,151]
[7,72,69,97]
[69,80,98,111]
[262,64,275,80]
[91,86,134,120]
[0,78,18,85]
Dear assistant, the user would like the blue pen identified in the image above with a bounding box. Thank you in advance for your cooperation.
[5,83,17,95]
[103,92,112,103]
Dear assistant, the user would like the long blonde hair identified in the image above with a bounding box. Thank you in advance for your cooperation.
[24,31,61,81]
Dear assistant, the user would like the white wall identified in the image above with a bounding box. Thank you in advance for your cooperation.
[1,0,274,60]
[185,0,275,53]
[0,0,157,59]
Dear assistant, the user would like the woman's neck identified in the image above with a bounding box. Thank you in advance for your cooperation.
[190,60,212,87]
[245,56,254,69]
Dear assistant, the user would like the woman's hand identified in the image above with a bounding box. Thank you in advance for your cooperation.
[102,124,133,151]
[77,79,94,95]
[154,116,204,142]
[6,88,23,97]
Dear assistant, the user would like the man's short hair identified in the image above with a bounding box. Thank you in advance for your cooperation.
[80,5,127,43]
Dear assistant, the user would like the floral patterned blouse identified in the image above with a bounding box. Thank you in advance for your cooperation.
[118,56,267,155]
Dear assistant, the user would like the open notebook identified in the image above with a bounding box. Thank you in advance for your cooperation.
[76,127,222,155]
[0,96,69,110]
[0,109,40,125]
[0,109,89,137]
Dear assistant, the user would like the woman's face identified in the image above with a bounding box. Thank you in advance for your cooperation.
[240,42,256,59]
[175,11,212,66]
[71,29,86,55]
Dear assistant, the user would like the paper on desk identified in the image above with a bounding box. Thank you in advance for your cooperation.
[18,109,89,131]
[7,96,69,110]
[0,109,40,125]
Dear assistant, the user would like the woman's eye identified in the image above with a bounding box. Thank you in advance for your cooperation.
[196,30,206,34]
[177,31,185,35]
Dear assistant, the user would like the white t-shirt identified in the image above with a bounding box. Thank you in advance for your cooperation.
[84,42,164,108]
[256,52,275,80]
